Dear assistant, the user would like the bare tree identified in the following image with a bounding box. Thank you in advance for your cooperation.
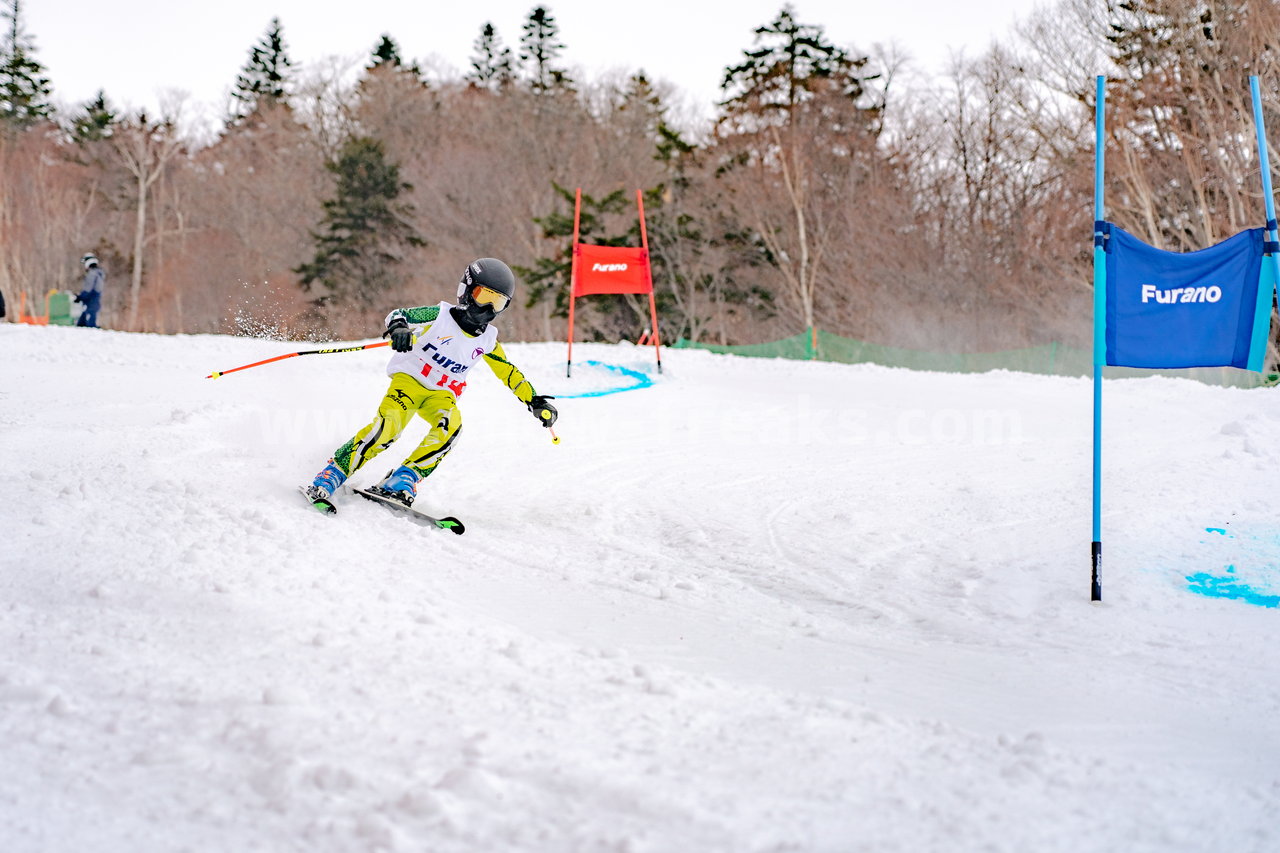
[714,7,887,339]
[1088,0,1280,250]
[111,100,185,330]
[184,101,326,336]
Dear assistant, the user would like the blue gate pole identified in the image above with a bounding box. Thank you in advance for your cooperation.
[1250,76,1280,350]
[1091,76,1107,603]
[1251,77,1279,235]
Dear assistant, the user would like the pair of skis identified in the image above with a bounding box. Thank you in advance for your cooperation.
[298,485,465,535]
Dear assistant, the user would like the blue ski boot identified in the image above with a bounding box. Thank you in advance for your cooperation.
[306,461,347,503]
[369,465,421,507]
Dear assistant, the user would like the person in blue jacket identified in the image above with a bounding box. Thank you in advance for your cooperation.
[75,253,104,327]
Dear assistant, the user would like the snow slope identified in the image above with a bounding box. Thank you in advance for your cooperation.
[2,323,1278,852]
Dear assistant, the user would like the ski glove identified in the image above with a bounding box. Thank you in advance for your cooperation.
[385,317,414,352]
[529,395,558,428]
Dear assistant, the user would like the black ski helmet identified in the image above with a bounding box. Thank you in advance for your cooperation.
[456,258,516,326]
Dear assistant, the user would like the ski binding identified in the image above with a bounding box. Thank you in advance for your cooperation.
[353,487,465,535]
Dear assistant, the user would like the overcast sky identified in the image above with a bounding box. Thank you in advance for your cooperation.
[27,0,1043,130]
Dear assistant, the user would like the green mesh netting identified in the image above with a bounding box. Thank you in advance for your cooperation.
[673,329,1274,388]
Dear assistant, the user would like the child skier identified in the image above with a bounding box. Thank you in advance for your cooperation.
[304,257,557,511]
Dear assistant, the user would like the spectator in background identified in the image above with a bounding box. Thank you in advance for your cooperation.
[76,253,104,328]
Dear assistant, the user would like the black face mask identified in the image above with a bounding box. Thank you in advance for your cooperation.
[451,303,492,335]
[462,300,498,327]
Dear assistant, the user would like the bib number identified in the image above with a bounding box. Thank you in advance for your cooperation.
[421,363,466,395]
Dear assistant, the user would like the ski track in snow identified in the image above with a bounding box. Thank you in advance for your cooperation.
[2,324,1279,852]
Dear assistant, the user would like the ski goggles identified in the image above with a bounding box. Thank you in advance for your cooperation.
[470,285,510,312]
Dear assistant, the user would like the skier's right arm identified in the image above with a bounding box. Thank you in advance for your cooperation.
[383,306,440,352]
[384,305,440,328]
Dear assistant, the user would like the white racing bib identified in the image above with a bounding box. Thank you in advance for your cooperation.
[386,302,498,397]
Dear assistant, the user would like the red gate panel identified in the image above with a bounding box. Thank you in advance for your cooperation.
[573,245,652,296]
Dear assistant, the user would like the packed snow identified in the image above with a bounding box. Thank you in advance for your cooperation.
[2,323,1278,852]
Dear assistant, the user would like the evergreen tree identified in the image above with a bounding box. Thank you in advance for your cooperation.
[229,17,293,124]
[1103,0,1216,83]
[367,34,423,81]
[619,72,661,115]
[371,34,403,68]
[519,6,574,94]
[296,136,425,309]
[614,71,667,142]
[70,90,116,144]
[719,4,878,138]
[467,22,514,91]
[519,183,632,332]
[0,0,51,131]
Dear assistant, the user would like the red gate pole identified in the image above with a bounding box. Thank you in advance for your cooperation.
[636,189,662,373]
[566,188,582,378]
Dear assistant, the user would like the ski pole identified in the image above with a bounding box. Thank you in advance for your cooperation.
[205,341,390,379]
[535,405,561,444]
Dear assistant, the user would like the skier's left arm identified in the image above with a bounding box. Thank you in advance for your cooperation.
[484,342,558,427]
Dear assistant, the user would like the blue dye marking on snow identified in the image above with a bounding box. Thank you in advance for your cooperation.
[1186,570,1280,608]
[1186,526,1279,608]
[555,361,653,399]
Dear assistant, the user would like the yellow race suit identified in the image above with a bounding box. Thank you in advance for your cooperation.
[329,302,537,481]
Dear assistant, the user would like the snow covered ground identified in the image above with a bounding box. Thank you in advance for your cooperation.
[2,322,1278,852]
